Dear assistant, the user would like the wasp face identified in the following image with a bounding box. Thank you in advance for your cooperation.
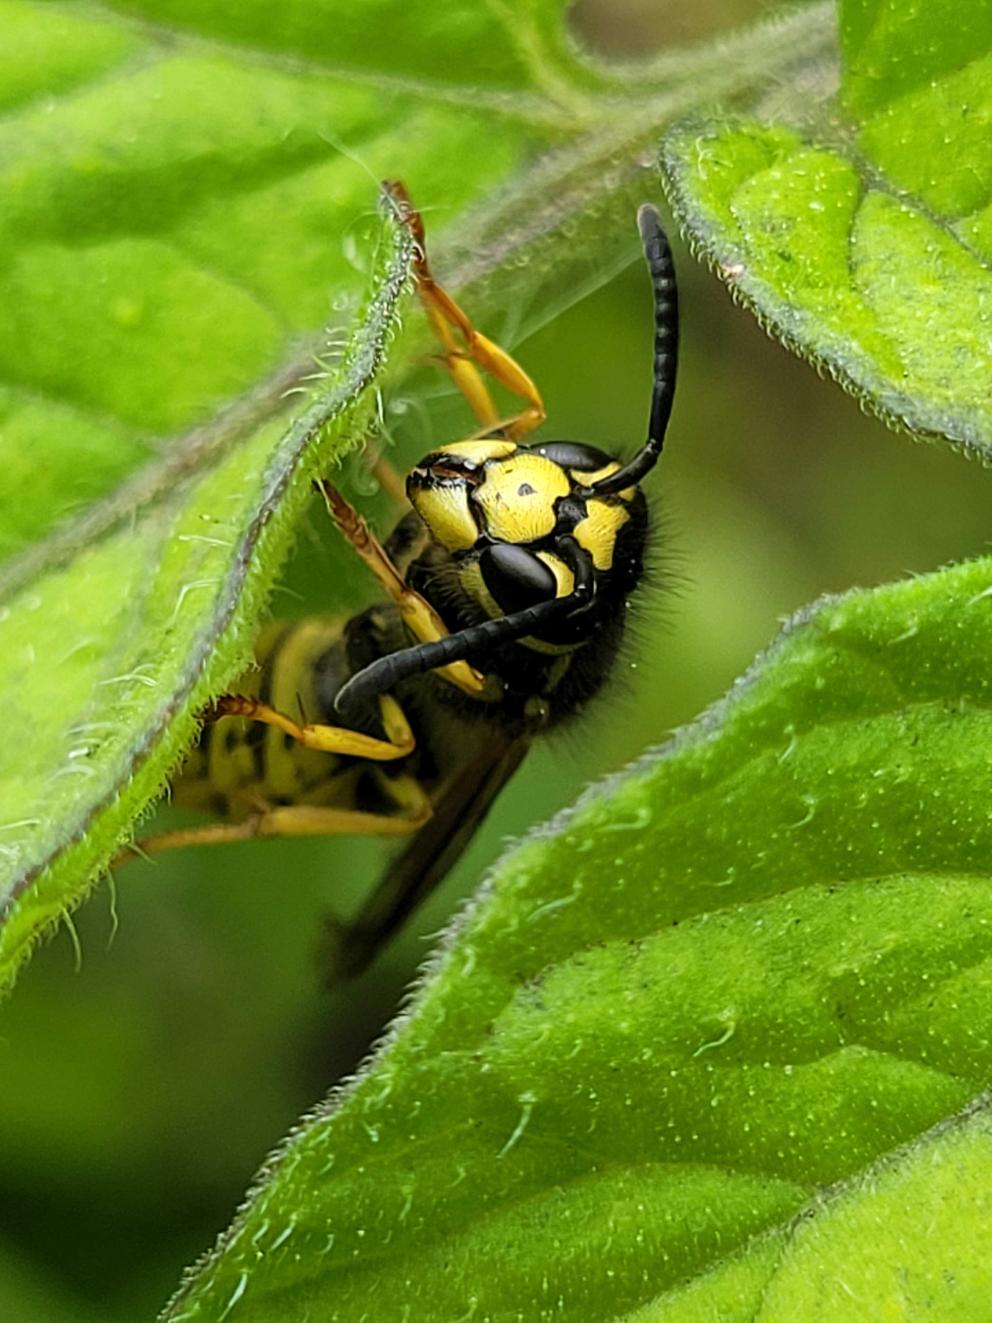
[407,438,645,642]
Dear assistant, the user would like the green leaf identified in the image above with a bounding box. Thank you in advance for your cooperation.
[0,0,834,991]
[0,0,583,991]
[635,1101,992,1320]
[662,0,992,454]
[96,0,591,95]
[166,555,992,1320]
[0,0,534,563]
[0,212,413,988]
[840,0,992,117]
[5,2,988,1316]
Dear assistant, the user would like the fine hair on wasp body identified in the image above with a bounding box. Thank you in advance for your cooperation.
[135,181,680,977]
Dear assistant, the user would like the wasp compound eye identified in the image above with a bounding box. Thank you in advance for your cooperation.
[479,543,558,614]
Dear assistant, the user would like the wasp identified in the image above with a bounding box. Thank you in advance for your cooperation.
[135,183,679,976]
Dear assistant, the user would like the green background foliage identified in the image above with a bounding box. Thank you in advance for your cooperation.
[3,0,992,1318]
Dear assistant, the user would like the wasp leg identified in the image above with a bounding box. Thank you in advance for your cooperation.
[386,180,546,441]
[419,282,546,442]
[204,690,415,760]
[118,776,432,866]
[316,481,497,702]
[370,451,409,508]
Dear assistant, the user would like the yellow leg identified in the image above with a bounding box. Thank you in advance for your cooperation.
[116,780,432,865]
[316,481,491,700]
[370,451,409,508]
[203,690,416,760]
[386,180,547,441]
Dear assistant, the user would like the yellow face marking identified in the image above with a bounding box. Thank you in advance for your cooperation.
[524,553,579,654]
[475,453,570,544]
[409,483,477,550]
[573,498,630,570]
[535,551,575,598]
[438,439,517,463]
[494,553,576,655]
[463,553,577,651]
[457,560,502,620]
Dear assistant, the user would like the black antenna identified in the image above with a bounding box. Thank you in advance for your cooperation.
[583,204,678,497]
[336,540,594,721]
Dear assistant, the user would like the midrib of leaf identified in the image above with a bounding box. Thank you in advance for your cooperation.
[0,356,310,602]
[631,1092,992,1320]
[56,0,586,124]
[37,0,839,126]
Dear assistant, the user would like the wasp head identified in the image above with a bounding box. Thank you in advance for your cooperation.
[407,438,645,639]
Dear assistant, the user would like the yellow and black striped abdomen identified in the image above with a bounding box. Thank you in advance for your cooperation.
[174,617,372,819]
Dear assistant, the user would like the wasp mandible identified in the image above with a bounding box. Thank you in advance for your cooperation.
[135,183,679,975]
